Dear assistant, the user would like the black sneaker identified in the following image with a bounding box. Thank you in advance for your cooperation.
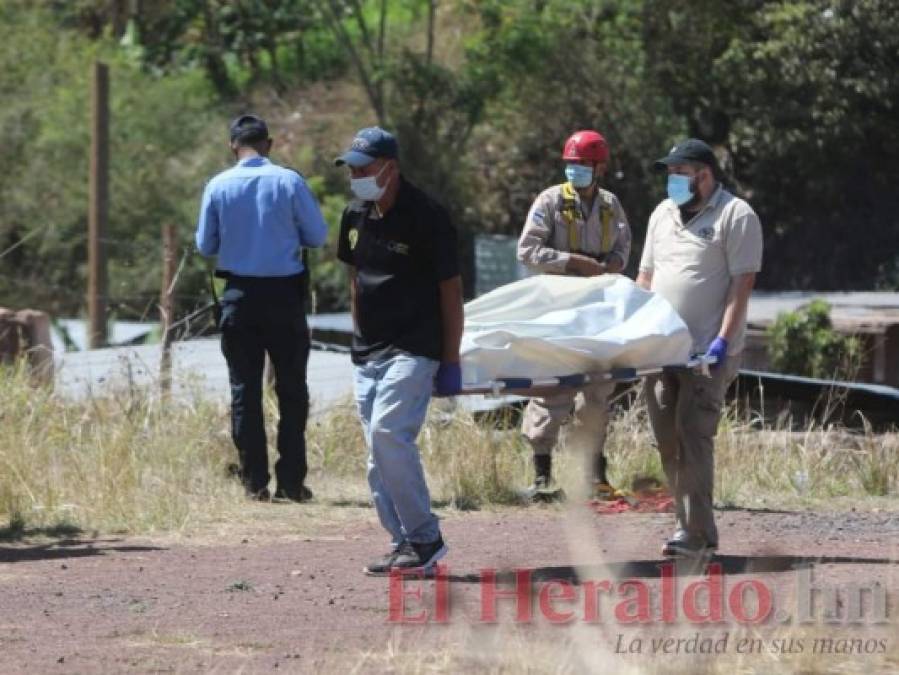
[273,485,314,503]
[661,530,717,559]
[392,536,448,573]
[364,541,412,576]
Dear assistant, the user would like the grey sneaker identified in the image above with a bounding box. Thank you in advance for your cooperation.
[392,535,448,573]
[364,541,411,576]
[522,476,567,504]
[661,529,717,559]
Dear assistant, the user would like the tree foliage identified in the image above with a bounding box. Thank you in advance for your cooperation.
[767,300,862,379]
[460,0,683,258]
[0,1,220,319]
[716,0,899,289]
[2,0,899,326]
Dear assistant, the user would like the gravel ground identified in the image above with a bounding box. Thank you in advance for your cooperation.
[1,505,897,673]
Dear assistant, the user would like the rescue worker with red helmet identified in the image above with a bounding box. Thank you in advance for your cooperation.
[516,129,631,502]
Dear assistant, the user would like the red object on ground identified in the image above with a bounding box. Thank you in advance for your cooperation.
[590,491,674,514]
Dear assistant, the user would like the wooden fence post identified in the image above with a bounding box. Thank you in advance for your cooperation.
[160,224,176,396]
[88,61,109,348]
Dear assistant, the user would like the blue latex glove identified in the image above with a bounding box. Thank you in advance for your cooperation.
[705,336,728,368]
[434,362,462,397]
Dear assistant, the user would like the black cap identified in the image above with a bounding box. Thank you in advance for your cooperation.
[335,127,399,167]
[229,114,270,144]
[653,138,720,172]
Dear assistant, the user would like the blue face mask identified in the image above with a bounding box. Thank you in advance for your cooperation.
[565,163,594,188]
[667,174,694,206]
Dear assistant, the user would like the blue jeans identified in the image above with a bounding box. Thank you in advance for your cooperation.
[354,353,441,546]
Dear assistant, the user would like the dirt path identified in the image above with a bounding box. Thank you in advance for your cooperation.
[1,506,897,673]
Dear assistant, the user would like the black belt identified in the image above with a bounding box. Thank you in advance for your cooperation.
[215,270,305,282]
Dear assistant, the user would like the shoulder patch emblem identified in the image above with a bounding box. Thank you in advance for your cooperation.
[348,228,359,250]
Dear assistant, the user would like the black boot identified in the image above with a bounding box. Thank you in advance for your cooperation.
[592,452,609,485]
[535,453,552,487]
[591,452,615,499]
[522,454,566,503]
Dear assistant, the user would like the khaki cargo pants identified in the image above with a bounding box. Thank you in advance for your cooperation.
[644,356,740,546]
[521,381,616,457]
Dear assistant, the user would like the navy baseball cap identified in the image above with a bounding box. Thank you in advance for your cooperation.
[335,127,398,167]
[229,114,270,144]
[654,138,720,172]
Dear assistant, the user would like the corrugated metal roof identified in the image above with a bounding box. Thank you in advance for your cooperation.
[749,291,899,327]
[52,319,156,352]
[55,338,355,416]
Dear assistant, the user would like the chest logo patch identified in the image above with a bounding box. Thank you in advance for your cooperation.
[386,241,410,256]
[697,226,714,241]
[348,228,359,250]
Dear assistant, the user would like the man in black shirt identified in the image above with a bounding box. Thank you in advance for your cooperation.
[336,127,464,575]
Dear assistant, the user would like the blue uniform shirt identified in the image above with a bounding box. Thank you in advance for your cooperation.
[195,156,328,276]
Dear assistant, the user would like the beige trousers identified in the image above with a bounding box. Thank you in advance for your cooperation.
[644,356,740,545]
[521,381,616,456]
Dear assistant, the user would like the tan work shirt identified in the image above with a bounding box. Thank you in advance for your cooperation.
[639,185,763,354]
[517,184,631,274]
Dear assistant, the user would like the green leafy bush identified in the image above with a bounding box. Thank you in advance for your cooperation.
[767,300,862,379]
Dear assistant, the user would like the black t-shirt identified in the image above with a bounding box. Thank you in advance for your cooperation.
[337,177,459,364]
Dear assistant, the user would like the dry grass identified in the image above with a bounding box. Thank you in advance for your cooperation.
[1,365,897,674]
[0,364,244,536]
[316,622,899,675]
[553,385,899,512]
[1,367,897,538]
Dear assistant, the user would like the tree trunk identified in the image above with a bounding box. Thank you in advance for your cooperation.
[321,0,387,125]
[295,36,306,71]
[426,0,437,65]
[268,43,285,93]
[201,0,237,98]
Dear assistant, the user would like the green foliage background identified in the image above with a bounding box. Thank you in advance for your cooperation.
[767,300,862,378]
[1,0,898,323]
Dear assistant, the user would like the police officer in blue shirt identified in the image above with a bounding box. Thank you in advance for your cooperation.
[196,114,328,502]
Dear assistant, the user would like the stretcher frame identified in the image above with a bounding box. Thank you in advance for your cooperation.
[458,355,717,398]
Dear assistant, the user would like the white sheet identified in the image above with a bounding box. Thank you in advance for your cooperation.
[460,275,692,385]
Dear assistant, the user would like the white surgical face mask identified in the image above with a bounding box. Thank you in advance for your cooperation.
[350,163,390,201]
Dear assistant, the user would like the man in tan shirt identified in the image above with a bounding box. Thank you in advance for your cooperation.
[517,130,631,502]
[636,138,762,559]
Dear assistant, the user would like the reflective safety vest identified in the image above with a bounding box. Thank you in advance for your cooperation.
[560,182,615,255]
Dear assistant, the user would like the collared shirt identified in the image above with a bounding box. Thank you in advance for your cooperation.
[639,185,763,354]
[517,184,631,274]
[195,156,328,277]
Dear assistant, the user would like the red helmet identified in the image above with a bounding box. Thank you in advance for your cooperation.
[562,130,609,163]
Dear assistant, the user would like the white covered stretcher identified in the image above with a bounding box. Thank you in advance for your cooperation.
[459,275,703,396]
